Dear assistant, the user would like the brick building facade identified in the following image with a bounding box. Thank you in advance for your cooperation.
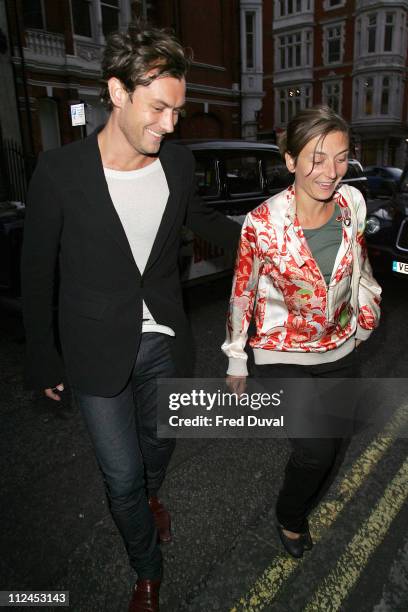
[2,1,408,169]
[3,0,243,159]
[259,0,408,166]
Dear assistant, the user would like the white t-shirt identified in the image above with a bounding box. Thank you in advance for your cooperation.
[104,159,175,336]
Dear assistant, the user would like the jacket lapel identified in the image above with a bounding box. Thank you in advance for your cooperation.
[76,131,183,276]
[77,130,139,270]
[143,142,185,275]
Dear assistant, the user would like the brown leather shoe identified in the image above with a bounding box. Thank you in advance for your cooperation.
[148,496,171,543]
[128,578,160,612]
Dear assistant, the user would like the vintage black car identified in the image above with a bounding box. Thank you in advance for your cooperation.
[0,140,369,293]
[364,165,403,199]
[365,166,408,278]
[185,140,368,215]
[180,140,368,282]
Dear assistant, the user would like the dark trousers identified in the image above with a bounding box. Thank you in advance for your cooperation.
[73,333,176,579]
[255,350,359,533]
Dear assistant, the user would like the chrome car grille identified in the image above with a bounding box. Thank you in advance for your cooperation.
[396,219,408,251]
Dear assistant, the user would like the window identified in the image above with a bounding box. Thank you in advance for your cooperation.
[279,85,311,125]
[225,155,262,196]
[353,74,401,119]
[323,81,341,114]
[323,0,345,10]
[193,156,219,198]
[384,13,394,52]
[263,154,292,192]
[22,0,44,29]
[72,0,92,38]
[101,0,120,38]
[305,31,312,64]
[278,30,312,69]
[367,14,377,53]
[326,25,342,63]
[356,19,361,56]
[364,78,374,115]
[246,12,255,70]
[278,0,302,17]
[381,76,389,114]
[355,11,400,59]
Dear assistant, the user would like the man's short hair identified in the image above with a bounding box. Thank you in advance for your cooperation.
[100,21,191,110]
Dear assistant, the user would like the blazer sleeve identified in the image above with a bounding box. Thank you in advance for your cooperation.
[353,190,382,341]
[184,153,241,248]
[21,155,64,390]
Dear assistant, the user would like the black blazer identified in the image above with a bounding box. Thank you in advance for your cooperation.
[21,130,240,395]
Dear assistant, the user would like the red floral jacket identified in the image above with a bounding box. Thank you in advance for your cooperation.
[222,184,382,376]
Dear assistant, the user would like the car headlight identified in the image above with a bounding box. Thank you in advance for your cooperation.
[365,216,381,235]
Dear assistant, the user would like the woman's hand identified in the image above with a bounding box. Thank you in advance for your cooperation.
[226,375,247,396]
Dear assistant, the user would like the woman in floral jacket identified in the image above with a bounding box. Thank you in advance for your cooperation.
[222,105,381,558]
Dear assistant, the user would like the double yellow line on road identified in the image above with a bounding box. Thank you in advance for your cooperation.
[304,455,408,611]
[231,404,407,611]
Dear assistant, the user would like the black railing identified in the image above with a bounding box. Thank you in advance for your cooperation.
[2,139,35,203]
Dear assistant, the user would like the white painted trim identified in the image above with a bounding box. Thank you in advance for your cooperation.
[354,8,405,59]
[323,0,346,11]
[322,78,343,114]
[275,27,313,72]
[352,72,403,122]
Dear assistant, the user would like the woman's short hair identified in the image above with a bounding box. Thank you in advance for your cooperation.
[100,21,192,110]
[278,105,350,163]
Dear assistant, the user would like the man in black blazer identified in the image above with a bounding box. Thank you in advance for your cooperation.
[21,23,240,612]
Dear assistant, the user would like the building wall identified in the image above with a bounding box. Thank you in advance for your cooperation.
[4,0,242,159]
[260,0,408,167]
[162,0,242,139]
[0,0,21,143]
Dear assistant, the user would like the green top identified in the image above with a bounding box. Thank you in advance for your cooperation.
[302,204,342,285]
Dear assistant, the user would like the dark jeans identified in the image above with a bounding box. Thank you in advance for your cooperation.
[73,333,176,579]
[254,350,359,533]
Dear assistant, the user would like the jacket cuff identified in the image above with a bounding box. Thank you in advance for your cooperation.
[227,357,248,377]
[355,325,373,341]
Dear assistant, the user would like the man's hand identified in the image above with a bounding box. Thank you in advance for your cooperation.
[226,375,247,396]
[44,383,64,401]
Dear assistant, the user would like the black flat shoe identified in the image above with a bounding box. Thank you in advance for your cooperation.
[276,524,304,558]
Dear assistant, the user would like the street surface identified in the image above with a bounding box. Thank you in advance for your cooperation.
[0,270,407,612]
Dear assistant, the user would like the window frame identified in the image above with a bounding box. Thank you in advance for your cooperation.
[222,152,264,199]
[353,73,402,120]
[245,11,256,70]
[191,153,221,201]
[276,28,313,71]
[323,22,345,65]
[323,0,346,11]
[276,84,312,127]
[22,0,47,30]
[355,10,399,59]
[100,0,120,39]
[71,0,94,40]
[322,79,342,114]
